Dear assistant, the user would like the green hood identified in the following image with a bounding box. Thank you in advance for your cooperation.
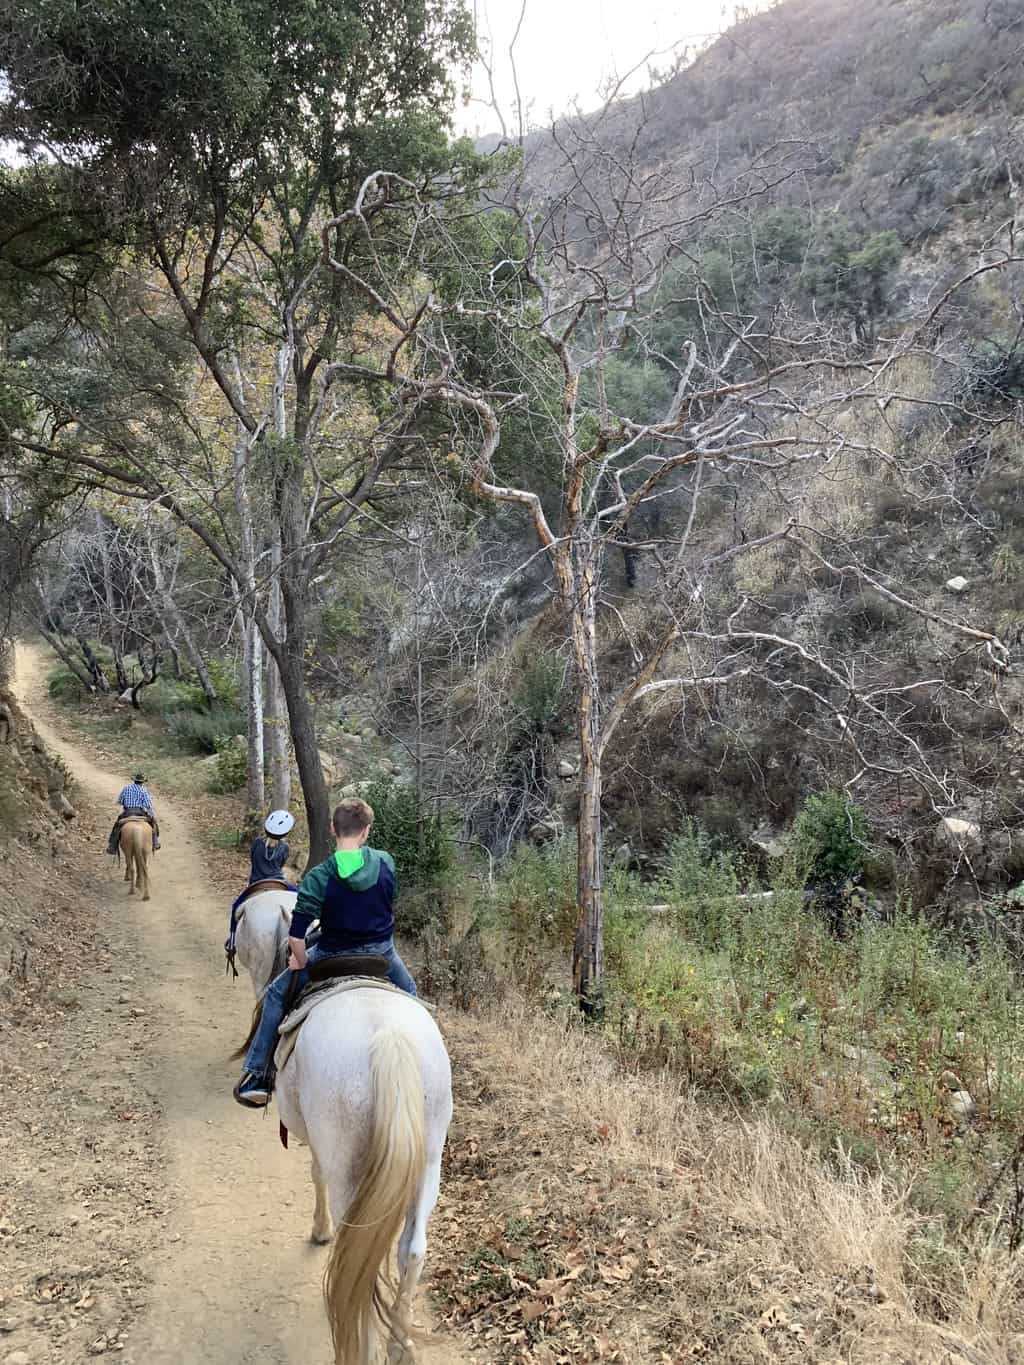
[333,846,381,891]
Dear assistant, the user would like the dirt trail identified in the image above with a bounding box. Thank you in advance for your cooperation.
[11,643,465,1365]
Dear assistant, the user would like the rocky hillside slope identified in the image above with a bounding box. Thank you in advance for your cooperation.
[353,0,1024,910]
[0,643,78,979]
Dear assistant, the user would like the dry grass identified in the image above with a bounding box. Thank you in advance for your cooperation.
[431,995,1024,1364]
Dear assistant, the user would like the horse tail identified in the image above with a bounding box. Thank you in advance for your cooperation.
[324,1026,426,1364]
[229,997,263,1061]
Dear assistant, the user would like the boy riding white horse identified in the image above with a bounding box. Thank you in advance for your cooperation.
[234,797,416,1107]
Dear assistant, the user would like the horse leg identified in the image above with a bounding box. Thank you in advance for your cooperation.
[140,849,150,901]
[310,1152,332,1245]
[388,1152,443,1363]
[125,845,136,895]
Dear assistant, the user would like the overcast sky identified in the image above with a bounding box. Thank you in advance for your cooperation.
[456,0,762,136]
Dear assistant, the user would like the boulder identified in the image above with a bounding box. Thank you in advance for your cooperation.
[945,575,969,594]
[528,820,561,844]
[318,749,345,786]
[938,815,981,848]
[556,759,577,779]
[751,822,787,859]
[949,1090,976,1120]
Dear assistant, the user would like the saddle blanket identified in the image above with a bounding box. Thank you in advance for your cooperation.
[273,977,434,1074]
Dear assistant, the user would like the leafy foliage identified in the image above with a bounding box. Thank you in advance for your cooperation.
[362,778,453,890]
[792,791,871,883]
[164,705,246,756]
[207,738,249,795]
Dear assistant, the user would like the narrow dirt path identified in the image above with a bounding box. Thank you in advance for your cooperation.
[11,644,466,1365]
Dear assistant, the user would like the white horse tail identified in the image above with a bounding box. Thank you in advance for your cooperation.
[324,1025,426,1365]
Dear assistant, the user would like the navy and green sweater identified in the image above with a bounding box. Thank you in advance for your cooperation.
[290,847,397,951]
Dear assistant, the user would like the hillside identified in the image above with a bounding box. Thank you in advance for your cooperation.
[398,0,1024,915]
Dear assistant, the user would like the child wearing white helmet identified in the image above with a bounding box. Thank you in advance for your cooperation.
[248,809,295,884]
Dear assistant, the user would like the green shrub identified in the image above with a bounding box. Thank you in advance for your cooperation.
[656,822,742,948]
[489,839,577,990]
[207,738,248,794]
[791,790,870,883]
[362,778,453,890]
[203,655,243,709]
[47,666,87,703]
[512,651,564,733]
[139,676,204,715]
[165,704,246,755]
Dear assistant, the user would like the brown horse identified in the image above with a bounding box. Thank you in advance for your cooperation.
[119,818,153,901]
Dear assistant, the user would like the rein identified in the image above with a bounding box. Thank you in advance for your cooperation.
[225,906,246,979]
[224,900,292,982]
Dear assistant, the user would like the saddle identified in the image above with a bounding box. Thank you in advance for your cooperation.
[118,809,154,828]
[235,877,291,908]
[307,952,389,985]
[281,952,390,1014]
[274,967,430,1079]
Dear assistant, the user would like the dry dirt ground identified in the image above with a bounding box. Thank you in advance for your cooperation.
[1,643,471,1365]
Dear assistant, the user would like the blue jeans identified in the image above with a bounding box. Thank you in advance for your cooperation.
[242,940,417,1080]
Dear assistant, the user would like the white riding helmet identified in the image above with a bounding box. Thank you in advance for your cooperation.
[264,810,295,837]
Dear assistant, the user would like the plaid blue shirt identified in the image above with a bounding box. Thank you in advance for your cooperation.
[117,783,154,812]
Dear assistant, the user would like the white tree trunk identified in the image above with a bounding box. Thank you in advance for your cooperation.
[265,338,294,811]
[266,530,291,809]
[232,416,265,828]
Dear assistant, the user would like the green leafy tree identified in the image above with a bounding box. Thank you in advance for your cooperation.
[1,0,477,862]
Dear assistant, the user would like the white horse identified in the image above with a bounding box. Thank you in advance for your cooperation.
[275,987,453,1365]
[233,887,297,996]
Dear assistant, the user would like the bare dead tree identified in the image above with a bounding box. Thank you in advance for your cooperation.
[323,106,1022,1007]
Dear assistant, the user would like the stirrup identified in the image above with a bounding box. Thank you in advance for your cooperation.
[233,1076,272,1109]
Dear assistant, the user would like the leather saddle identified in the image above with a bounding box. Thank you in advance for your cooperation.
[288,953,390,1013]
[119,808,153,826]
[236,877,291,907]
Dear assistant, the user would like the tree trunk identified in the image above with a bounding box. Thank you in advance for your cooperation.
[274,417,331,869]
[265,531,291,809]
[39,627,94,692]
[569,551,605,1013]
[241,608,265,830]
[76,635,110,692]
[574,748,604,1013]
[232,420,265,834]
[129,649,160,708]
[146,526,217,705]
[276,624,331,868]
[95,512,128,691]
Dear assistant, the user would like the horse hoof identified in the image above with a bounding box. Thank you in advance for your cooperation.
[142,894,151,902]
[311,1226,332,1246]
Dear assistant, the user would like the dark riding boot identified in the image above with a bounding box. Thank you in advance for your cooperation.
[106,819,122,856]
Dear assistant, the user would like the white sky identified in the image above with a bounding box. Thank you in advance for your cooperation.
[456,0,762,136]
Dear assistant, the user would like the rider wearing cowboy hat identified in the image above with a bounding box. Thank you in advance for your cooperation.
[106,772,161,854]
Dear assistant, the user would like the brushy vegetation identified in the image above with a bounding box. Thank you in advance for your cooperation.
[207,737,248,794]
[475,816,1024,1239]
[362,776,454,887]
[161,702,247,755]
